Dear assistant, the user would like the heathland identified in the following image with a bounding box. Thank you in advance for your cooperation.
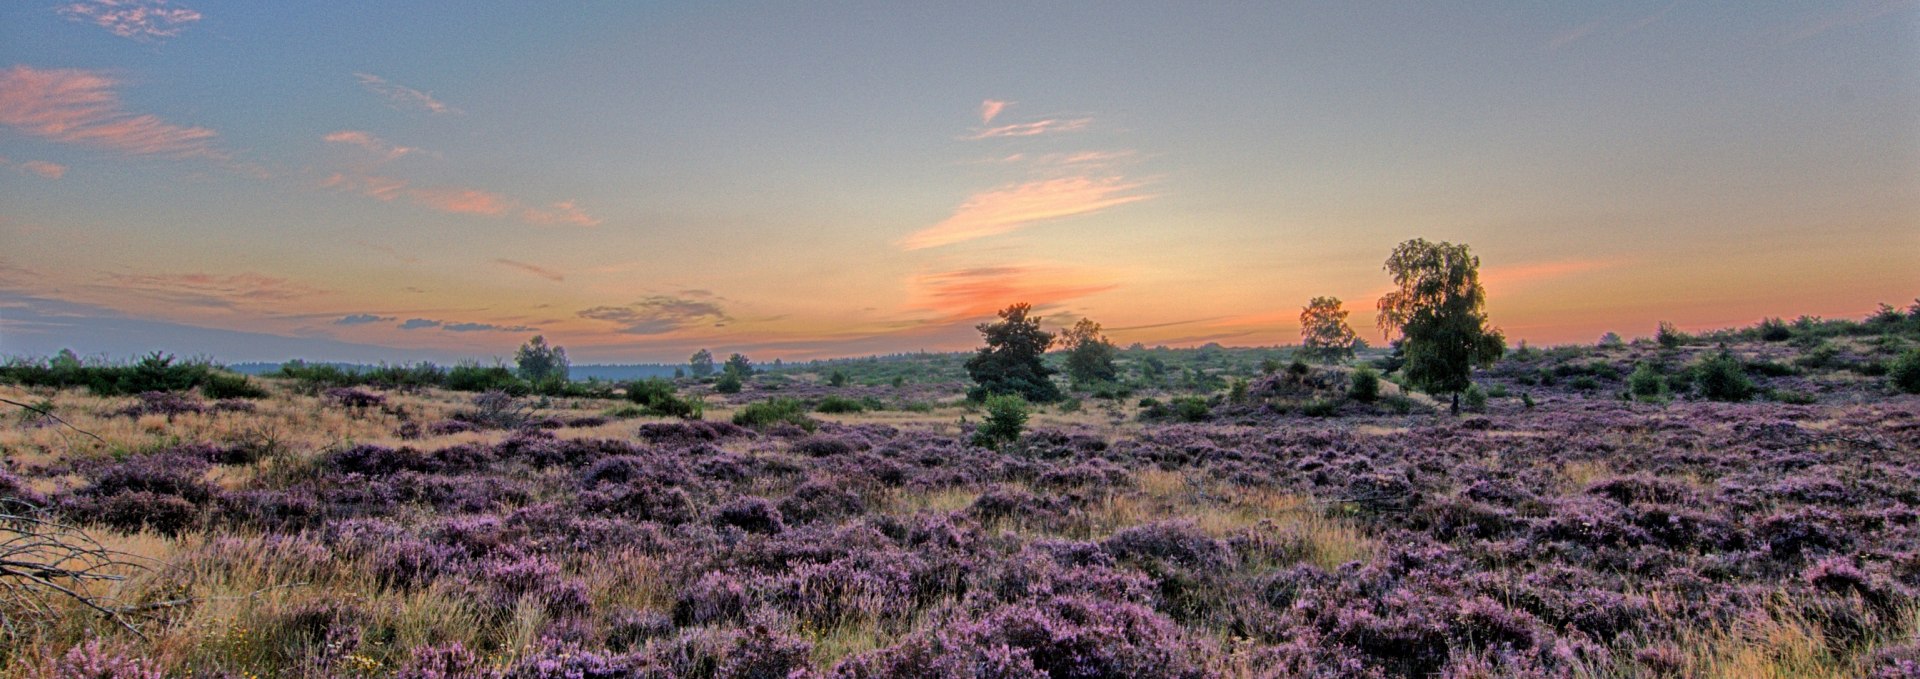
[3,304,1920,678]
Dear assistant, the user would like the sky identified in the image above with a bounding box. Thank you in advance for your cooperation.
[1,2,1915,364]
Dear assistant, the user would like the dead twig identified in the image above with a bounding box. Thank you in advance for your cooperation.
[1,396,107,444]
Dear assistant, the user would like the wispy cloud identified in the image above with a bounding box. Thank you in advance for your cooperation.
[900,176,1154,250]
[334,313,395,325]
[522,201,602,227]
[323,130,421,161]
[407,186,511,216]
[444,321,536,333]
[492,258,565,282]
[0,66,221,157]
[980,99,1010,124]
[966,117,1092,140]
[1546,18,1606,50]
[0,157,68,179]
[908,265,1116,322]
[58,0,201,41]
[1479,258,1621,290]
[578,296,730,335]
[1777,0,1916,44]
[323,172,597,226]
[104,271,325,309]
[354,72,459,115]
[398,318,441,330]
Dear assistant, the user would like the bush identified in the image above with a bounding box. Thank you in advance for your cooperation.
[626,378,703,419]
[814,395,875,414]
[1694,351,1755,402]
[1349,366,1381,403]
[201,371,269,399]
[1757,317,1792,341]
[1302,398,1342,417]
[732,398,814,431]
[1628,363,1667,402]
[1891,348,1920,394]
[972,393,1028,448]
[1656,321,1688,349]
[714,372,743,394]
[1463,384,1488,412]
[445,361,524,394]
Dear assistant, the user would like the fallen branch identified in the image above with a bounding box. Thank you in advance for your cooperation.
[1,396,107,445]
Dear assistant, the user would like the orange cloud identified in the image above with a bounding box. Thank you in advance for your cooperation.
[323,130,420,160]
[409,187,510,216]
[59,0,201,40]
[492,258,566,282]
[522,200,602,227]
[908,265,1116,322]
[980,99,1010,124]
[20,160,66,179]
[1479,258,1621,291]
[967,117,1091,140]
[323,172,594,225]
[900,176,1154,250]
[354,72,459,115]
[105,271,325,309]
[0,66,220,157]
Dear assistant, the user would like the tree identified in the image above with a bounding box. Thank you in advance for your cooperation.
[514,335,569,383]
[723,353,754,378]
[1375,239,1505,414]
[1059,318,1119,387]
[689,349,716,378]
[1299,296,1359,364]
[965,303,1062,402]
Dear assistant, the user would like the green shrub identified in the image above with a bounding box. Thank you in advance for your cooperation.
[1757,317,1792,342]
[1521,392,1536,409]
[1171,396,1211,422]
[971,393,1028,448]
[1744,359,1797,377]
[732,398,814,431]
[1768,389,1817,405]
[1694,351,1755,402]
[714,372,743,394]
[813,395,872,414]
[1302,398,1341,417]
[1463,384,1488,412]
[1569,375,1600,391]
[1485,383,1509,398]
[626,378,703,419]
[446,361,524,394]
[201,371,269,400]
[1891,348,1920,394]
[1628,363,1668,403]
[1349,367,1381,403]
[828,370,848,387]
[1656,321,1688,349]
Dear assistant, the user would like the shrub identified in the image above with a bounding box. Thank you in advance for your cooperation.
[200,371,269,399]
[1694,351,1755,402]
[1757,317,1793,341]
[732,398,814,431]
[1656,321,1688,349]
[973,393,1029,448]
[445,361,524,394]
[1890,348,1920,394]
[1463,384,1488,412]
[1349,367,1381,403]
[814,395,871,414]
[1628,363,1667,402]
[626,378,703,419]
[1302,398,1341,417]
[714,372,743,394]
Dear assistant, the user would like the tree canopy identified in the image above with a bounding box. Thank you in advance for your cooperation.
[1375,239,1504,413]
[688,349,715,377]
[514,335,569,383]
[1298,296,1359,364]
[965,303,1062,403]
[1060,317,1119,387]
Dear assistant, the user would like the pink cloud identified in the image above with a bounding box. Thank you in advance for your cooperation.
[409,187,511,216]
[900,176,1154,250]
[21,160,66,179]
[522,200,602,227]
[980,99,1010,124]
[0,66,220,157]
[493,258,566,282]
[105,271,326,309]
[58,0,201,40]
[909,265,1116,322]
[354,72,459,115]
[323,130,420,160]
[966,117,1091,140]
[324,172,595,225]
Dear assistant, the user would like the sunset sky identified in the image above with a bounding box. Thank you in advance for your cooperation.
[2,2,1916,363]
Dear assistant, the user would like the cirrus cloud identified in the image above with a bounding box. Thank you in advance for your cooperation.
[354,72,459,115]
[899,176,1154,250]
[0,65,221,158]
[578,296,730,335]
[58,0,201,41]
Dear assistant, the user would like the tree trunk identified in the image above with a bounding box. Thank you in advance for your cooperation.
[1451,391,1460,416]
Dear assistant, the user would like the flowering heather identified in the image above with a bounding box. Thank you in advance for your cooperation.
[4,344,1919,677]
